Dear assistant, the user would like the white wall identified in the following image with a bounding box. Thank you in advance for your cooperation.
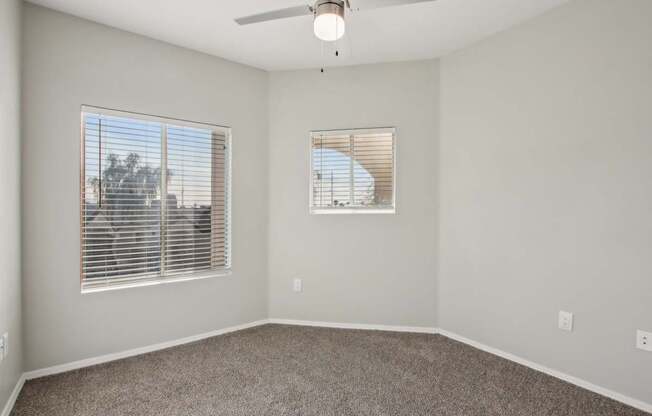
[439,0,652,404]
[268,61,439,328]
[0,0,23,410]
[21,4,269,371]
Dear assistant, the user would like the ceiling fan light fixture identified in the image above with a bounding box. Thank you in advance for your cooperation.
[313,0,345,42]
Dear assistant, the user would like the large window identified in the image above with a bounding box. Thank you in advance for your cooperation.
[80,106,230,291]
[310,128,395,214]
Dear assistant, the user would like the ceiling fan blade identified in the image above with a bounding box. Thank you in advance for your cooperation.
[235,5,313,25]
[348,0,436,12]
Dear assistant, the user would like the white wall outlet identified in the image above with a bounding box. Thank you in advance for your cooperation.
[0,332,6,362]
[558,311,573,331]
[293,278,302,293]
[637,330,652,352]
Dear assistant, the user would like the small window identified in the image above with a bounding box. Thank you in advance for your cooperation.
[80,106,231,292]
[310,128,395,214]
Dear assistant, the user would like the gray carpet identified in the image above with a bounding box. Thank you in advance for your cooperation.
[12,324,648,416]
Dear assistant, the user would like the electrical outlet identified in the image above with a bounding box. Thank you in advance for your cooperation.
[558,311,573,332]
[0,333,6,362]
[293,278,302,293]
[637,330,652,352]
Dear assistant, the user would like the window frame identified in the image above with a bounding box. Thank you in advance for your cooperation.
[79,105,232,293]
[309,127,397,215]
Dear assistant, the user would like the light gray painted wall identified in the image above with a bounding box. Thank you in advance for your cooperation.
[268,61,439,327]
[439,0,652,404]
[21,4,268,371]
[0,0,23,410]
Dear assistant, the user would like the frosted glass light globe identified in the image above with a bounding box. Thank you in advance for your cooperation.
[313,5,345,41]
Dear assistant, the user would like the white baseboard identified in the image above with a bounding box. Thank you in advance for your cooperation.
[24,319,270,380]
[437,328,652,415]
[1,373,25,416]
[268,318,437,334]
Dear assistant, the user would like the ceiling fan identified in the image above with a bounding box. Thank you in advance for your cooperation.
[235,0,436,42]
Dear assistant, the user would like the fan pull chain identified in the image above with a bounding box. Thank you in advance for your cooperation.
[320,39,325,73]
[346,16,353,59]
[335,13,339,57]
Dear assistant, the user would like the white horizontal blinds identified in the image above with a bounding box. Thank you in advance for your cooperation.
[164,125,228,276]
[81,108,230,290]
[212,131,230,269]
[311,129,395,211]
[312,133,353,208]
[352,132,394,208]
[82,113,163,286]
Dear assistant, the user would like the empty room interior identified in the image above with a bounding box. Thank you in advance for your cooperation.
[1,0,651,414]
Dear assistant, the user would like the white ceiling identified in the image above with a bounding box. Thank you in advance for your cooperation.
[26,0,568,71]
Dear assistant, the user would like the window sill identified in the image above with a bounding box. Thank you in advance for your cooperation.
[310,208,396,215]
[81,269,233,294]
